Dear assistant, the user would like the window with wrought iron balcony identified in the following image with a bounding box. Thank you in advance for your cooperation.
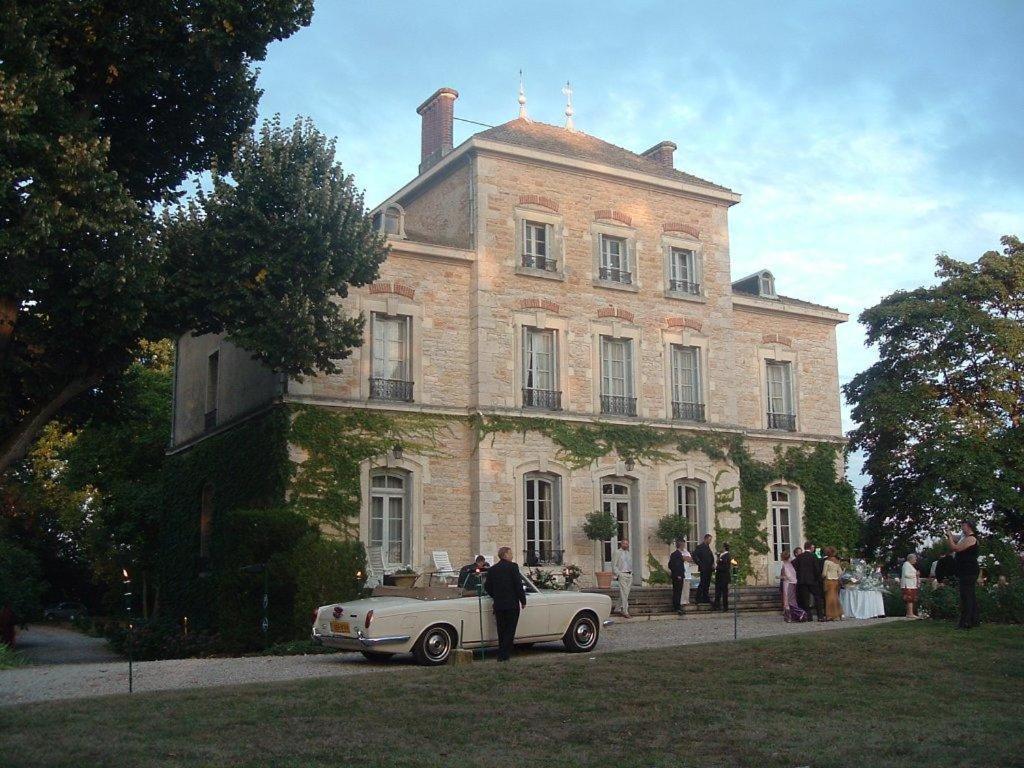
[523,328,560,410]
[669,278,701,295]
[523,547,565,567]
[600,336,636,416]
[598,234,632,284]
[672,401,706,422]
[767,412,797,431]
[370,313,414,402]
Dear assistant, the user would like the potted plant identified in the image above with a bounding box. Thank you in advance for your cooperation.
[562,563,583,591]
[655,514,692,548]
[583,509,618,589]
[390,566,418,588]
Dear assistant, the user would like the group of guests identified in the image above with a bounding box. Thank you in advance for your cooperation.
[665,535,734,616]
[778,543,845,622]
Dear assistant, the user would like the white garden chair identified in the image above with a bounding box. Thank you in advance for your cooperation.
[365,546,386,589]
[432,550,458,583]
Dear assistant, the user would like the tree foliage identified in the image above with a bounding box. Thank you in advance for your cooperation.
[845,236,1024,556]
[160,117,387,376]
[0,1,388,475]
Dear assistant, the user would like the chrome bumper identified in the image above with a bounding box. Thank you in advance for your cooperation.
[356,629,410,647]
[603,619,614,626]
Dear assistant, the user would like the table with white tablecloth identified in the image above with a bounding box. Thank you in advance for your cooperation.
[840,589,886,619]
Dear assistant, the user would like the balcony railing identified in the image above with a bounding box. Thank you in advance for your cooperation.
[369,378,414,402]
[767,412,797,431]
[521,254,557,272]
[524,548,565,567]
[523,388,562,410]
[672,401,706,422]
[669,279,701,295]
[601,394,637,417]
[598,266,632,284]
[204,409,217,430]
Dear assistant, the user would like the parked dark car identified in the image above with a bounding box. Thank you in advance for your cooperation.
[43,602,88,622]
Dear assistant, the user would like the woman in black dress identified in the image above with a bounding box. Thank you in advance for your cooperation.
[946,521,980,629]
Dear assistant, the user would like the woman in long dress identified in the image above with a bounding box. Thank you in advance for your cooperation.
[822,546,844,621]
[947,521,981,629]
[780,550,799,621]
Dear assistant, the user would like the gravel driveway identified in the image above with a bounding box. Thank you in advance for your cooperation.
[14,624,123,666]
[0,614,900,707]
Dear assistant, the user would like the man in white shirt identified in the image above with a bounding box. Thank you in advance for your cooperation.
[612,540,633,618]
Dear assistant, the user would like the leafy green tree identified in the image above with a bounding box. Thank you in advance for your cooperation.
[845,236,1024,556]
[160,117,387,376]
[1,1,340,473]
[0,539,45,619]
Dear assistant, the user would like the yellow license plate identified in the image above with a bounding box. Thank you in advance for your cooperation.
[330,620,350,634]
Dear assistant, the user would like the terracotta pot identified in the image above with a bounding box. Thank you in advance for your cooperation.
[595,571,614,589]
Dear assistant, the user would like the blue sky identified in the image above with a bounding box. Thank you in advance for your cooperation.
[256,1,1024,484]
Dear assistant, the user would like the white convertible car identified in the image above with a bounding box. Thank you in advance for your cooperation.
[312,571,613,665]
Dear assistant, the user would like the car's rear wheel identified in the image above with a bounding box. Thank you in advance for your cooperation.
[562,612,599,652]
[413,624,455,666]
[360,651,395,662]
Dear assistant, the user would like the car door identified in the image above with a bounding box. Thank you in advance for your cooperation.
[515,576,551,641]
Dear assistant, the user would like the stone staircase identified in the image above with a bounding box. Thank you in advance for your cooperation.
[584,585,781,617]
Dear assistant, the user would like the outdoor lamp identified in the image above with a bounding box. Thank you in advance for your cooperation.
[392,443,404,460]
[624,457,635,471]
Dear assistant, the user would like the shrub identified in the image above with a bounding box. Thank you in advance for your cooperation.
[0,540,45,620]
[646,552,671,585]
[583,510,617,541]
[918,579,1024,624]
[0,643,28,669]
[654,514,691,546]
[284,534,366,636]
[528,568,560,590]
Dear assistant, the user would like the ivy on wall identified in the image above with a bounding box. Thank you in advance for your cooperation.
[288,406,453,534]
[474,414,860,580]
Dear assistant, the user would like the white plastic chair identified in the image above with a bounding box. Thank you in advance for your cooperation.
[432,550,458,582]
[366,546,386,589]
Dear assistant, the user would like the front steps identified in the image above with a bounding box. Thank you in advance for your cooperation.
[584,585,781,617]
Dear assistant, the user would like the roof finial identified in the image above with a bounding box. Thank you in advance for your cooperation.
[518,70,529,120]
[562,80,574,131]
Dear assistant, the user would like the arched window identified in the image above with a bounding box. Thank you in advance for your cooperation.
[373,203,405,238]
[199,483,214,560]
[673,479,705,545]
[370,471,410,567]
[524,473,561,565]
[601,480,633,566]
[769,487,793,561]
[758,270,776,298]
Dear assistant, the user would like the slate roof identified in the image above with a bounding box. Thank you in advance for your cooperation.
[730,280,841,314]
[474,119,733,194]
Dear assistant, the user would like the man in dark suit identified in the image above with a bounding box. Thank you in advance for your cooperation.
[693,534,715,603]
[712,543,733,611]
[458,555,489,590]
[668,539,692,616]
[484,547,527,661]
[794,541,825,621]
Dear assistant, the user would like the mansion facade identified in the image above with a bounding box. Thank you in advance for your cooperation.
[170,86,848,585]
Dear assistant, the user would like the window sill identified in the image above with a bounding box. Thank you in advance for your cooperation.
[592,279,640,293]
[663,290,707,304]
[515,265,566,282]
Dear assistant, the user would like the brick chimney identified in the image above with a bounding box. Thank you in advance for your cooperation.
[417,87,459,174]
[641,140,677,169]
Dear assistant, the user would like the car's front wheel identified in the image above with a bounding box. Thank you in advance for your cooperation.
[360,651,395,662]
[562,612,599,653]
[413,624,455,666]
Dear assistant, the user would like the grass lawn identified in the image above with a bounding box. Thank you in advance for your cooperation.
[2,622,1023,768]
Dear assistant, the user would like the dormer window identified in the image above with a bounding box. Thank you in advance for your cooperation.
[374,203,405,238]
[759,270,776,298]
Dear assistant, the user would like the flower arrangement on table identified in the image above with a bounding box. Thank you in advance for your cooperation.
[529,568,561,590]
[561,563,583,588]
[841,558,884,591]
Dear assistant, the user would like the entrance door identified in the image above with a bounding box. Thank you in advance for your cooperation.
[769,488,793,578]
[601,481,633,570]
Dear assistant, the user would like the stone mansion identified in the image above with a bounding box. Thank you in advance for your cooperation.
[170,86,848,585]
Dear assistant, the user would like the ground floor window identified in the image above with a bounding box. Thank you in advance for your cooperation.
[524,473,561,565]
[371,471,410,567]
[601,480,633,566]
[674,479,704,545]
[770,487,793,561]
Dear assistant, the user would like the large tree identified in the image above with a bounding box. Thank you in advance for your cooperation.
[1,1,387,473]
[845,236,1024,556]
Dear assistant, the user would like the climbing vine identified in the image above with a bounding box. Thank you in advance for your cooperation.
[287,406,453,534]
[474,414,860,580]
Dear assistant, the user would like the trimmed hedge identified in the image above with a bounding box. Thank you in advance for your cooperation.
[884,580,1024,623]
